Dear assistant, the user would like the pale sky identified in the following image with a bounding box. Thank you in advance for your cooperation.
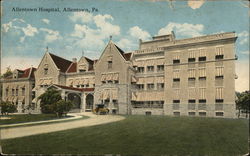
[1,0,249,92]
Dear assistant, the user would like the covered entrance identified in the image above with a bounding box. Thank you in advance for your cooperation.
[85,94,94,111]
[67,93,81,109]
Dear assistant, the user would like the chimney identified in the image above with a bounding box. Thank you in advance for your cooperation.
[72,58,77,63]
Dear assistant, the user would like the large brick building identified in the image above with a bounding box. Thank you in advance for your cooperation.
[1,31,238,118]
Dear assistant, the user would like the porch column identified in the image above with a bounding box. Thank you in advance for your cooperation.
[61,90,66,101]
[81,93,86,112]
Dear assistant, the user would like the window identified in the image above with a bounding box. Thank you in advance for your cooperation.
[188,77,196,81]
[16,89,18,96]
[147,66,154,72]
[79,69,86,72]
[108,61,112,69]
[199,99,206,103]
[107,80,113,84]
[188,58,196,62]
[86,84,89,88]
[173,112,180,116]
[157,83,164,90]
[173,59,180,64]
[198,57,206,61]
[215,112,224,116]
[145,111,152,115]
[173,100,180,103]
[6,89,8,97]
[76,85,80,88]
[12,89,15,96]
[80,85,84,88]
[147,84,154,90]
[215,55,224,60]
[215,75,224,79]
[188,99,196,103]
[138,67,144,73]
[173,78,180,82]
[137,84,144,90]
[157,65,164,72]
[188,112,195,116]
[44,68,48,75]
[114,80,119,84]
[199,77,206,80]
[215,99,224,103]
[199,112,206,116]
[32,91,35,100]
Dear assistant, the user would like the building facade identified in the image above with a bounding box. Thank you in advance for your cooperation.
[1,31,238,117]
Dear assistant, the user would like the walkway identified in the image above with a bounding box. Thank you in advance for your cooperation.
[0,112,125,140]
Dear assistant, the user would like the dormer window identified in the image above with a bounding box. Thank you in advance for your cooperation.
[44,68,48,75]
[79,64,87,72]
[44,64,48,75]
[108,61,112,69]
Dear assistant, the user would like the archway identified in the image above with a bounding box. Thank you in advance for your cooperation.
[86,94,94,111]
[67,93,81,109]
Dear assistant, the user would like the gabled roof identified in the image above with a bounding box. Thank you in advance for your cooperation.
[114,44,131,61]
[66,62,77,73]
[49,53,72,73]
[53,84,94,92]
[84,56,94,65]
[4,67,36,80]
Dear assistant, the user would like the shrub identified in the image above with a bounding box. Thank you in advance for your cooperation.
[53,100,73,117]
[0,101,17,115]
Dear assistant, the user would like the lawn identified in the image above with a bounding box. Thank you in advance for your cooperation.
[1,115,249,156]
[0,114,72,125]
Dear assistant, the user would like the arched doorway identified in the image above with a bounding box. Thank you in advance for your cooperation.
[86,94,94,111]
[67,93,81,109]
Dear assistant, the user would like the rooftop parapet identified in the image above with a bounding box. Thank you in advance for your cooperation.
[136,32,237,54]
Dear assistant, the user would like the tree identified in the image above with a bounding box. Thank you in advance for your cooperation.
[0,101,17,115]
[38,88,62,114]
[236,91,250,118]
[1,66,13,78]
[53,100,73,117]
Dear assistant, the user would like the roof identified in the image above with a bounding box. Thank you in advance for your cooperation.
[53,84,94,92]
[84,56,94,65]
[114,44,131,61]
[3,67,36,80]
[66,62,77,73]
[49,53,73,73]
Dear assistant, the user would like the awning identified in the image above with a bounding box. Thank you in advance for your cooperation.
[131,92,137,101]
[155,77,164,83]
[131,76,137,83]
[89,77,95,84]
[101,74,106,81]
[137,77,145,84]
[18,96,25,103]
[112,89,118,100]
[113,73,119,81]
[103,90,110,100]
[136,92,164,101]
[146,77,154,83]
[106,74,113,81]
[38,79,44,85]
[13,97,18,103]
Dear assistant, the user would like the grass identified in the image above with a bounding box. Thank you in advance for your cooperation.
[1,115,249,156]
[0,114,72,125]
[0,115,89,129]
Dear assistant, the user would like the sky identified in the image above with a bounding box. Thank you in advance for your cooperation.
[1,0,249,92]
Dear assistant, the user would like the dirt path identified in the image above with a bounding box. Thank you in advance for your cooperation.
[0,112,125,140]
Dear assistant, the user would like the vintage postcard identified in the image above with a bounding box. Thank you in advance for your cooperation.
[0,0,249,155]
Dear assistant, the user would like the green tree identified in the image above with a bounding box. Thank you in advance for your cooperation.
[0,101,17,115]
[2,66,13,78]
[38,88,62,114]
[236,91,250,118]
[53,100,73,117]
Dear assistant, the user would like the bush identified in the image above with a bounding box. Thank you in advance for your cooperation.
[0,101,17,115]
[38,88,62,114]
[53,100,73,117]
